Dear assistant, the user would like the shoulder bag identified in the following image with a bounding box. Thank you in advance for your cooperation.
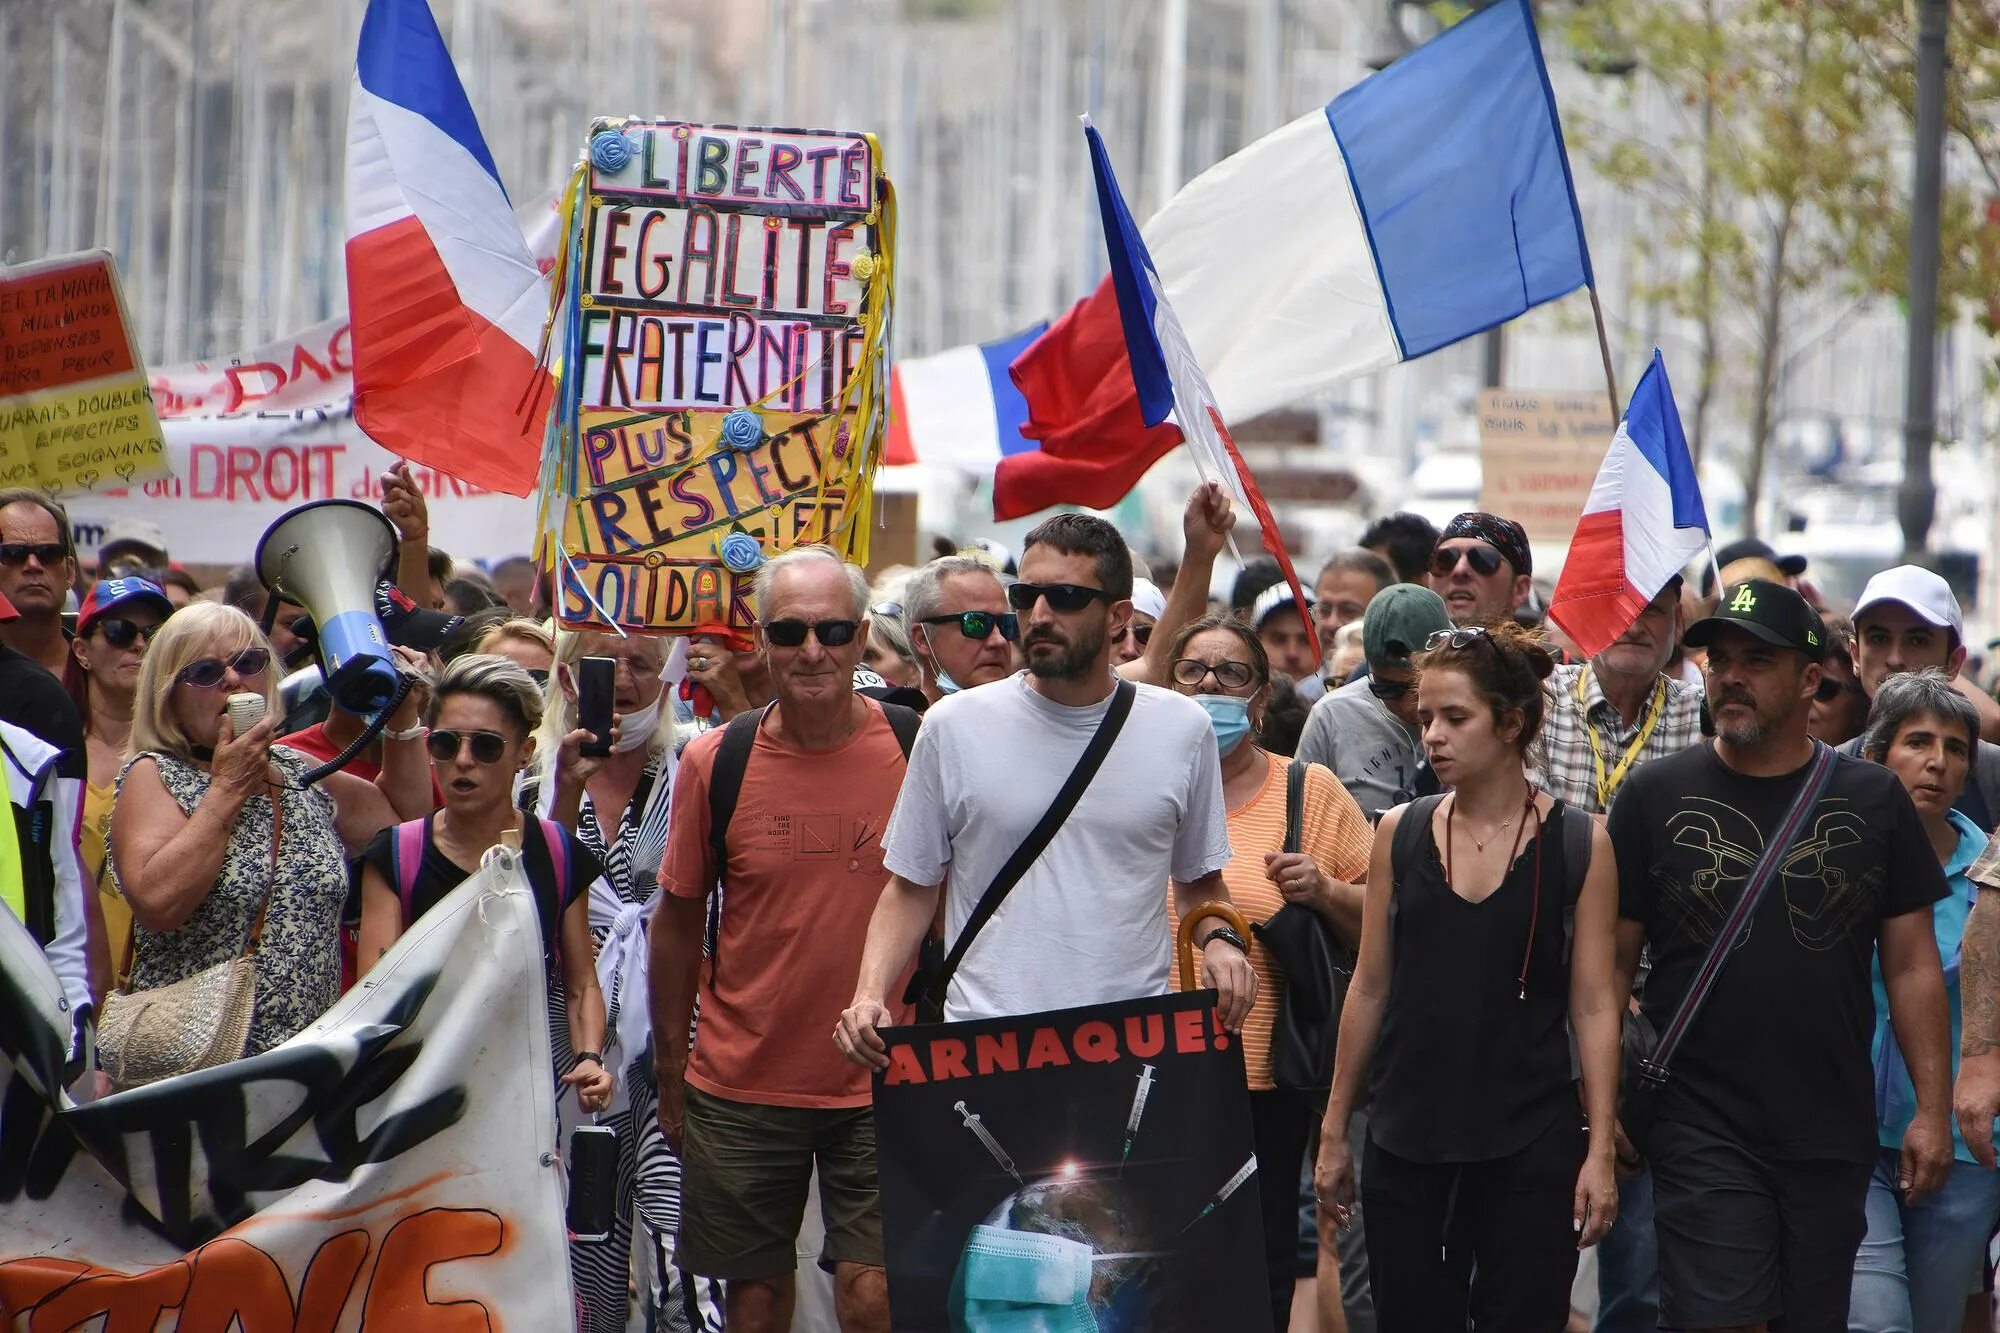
[906,679,1137,1020]
[98,785,284,1090]
[1251,760,1350,1091]
[1620,741,1838,1156]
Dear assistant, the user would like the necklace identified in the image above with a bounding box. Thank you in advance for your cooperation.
[1467,808,1519,852]
[1443,785,1536,888]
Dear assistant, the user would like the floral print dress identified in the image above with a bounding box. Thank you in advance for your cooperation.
[114,746,349,1055]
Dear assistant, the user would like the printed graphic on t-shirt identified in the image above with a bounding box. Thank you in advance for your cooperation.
[739,806,887,876]
[1663,797,1878,956]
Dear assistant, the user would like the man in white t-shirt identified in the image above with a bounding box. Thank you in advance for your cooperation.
[835,512,1253,1061]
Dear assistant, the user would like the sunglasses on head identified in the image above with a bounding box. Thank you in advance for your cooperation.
[765,618,859,648]
[426,729,511,764]
[1367,677,1412,701]
[1005,582,1112,614]
[1171,658,1256,691]
[920,610,1019,642]
[95,618,157,650]
[1429,543,1505,578]
[1424,627,1491,652]
[0,542,67,568]
[870,599,904,618]
[177,648,271,689]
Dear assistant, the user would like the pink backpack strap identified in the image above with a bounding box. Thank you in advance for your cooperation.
[537,817,572,899]
[394,819,428,926]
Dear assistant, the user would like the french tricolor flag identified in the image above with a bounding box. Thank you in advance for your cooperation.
[1002,0,1590,519]
[344,0,552,497]
[883,323,1047,470]
[1550,351,1712,657]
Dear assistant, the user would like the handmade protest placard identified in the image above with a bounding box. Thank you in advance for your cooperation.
[542,121,893,634]
[0,250,171,499]
[1476,387,1616,545]
[873,992,1270,1332]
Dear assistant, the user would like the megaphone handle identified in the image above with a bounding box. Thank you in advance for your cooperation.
[296,672,416,788]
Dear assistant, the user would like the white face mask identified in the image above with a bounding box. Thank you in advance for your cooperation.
[612,681,664,752]
[951,1224,1097,1330]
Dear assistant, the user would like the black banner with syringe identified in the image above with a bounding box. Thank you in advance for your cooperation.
[872,991,1269,1332]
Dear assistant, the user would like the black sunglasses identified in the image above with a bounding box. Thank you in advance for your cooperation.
[426,729,511,764]
[1429,543,1505,579]
[1006,582,1112,614]
[920,610,1020,642]
[96,618,158,650]
[765,618,859,648]
[178,648,272,689]
[1367,677,1412,701]
[1171,657,1256,691]
[1425,627,1491,652]
[1133,623,1153,647]
[0,542,67,568]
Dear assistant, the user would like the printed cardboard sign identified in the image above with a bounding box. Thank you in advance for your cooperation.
[0,251,171,499]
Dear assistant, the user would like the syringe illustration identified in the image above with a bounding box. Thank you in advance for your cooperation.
[1119,1064,1156,1171]
[1181,1154,1258,1232]
[955,1099,1024,1186]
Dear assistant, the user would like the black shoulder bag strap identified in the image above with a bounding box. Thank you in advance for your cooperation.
[1283,760,1306,855]
[923,679,1136,1011]
[1642,741,1838,1087]
[1386,793,1449,952]
[702,704,772,987]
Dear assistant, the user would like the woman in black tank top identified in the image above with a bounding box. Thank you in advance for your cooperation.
[1314,622,1625,1329]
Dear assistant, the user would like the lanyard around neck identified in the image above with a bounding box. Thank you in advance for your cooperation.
[1579,668,1667,807]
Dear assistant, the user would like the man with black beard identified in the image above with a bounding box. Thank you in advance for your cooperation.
[839,512,1253,1049]
[1609,580,1951,1331]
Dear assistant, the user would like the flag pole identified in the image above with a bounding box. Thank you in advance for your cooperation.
[1587,283,1621,416]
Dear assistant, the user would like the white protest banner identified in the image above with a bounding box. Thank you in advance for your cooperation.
[1475,387,1617,546]
[0,854,574,1330]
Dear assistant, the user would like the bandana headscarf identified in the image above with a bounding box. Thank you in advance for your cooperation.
[1440,512,1533,579]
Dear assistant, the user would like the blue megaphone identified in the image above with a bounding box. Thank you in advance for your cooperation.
[253,500,401,715]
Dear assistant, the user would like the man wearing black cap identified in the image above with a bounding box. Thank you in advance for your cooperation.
[1608,579,1952,1331]
[1427,511,1532,627]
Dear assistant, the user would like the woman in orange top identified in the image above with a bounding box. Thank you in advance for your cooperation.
[1167,612,1372,1332]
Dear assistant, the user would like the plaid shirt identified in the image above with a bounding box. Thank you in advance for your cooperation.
[1532,663,1706,815]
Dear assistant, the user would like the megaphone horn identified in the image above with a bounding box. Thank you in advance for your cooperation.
[254,500,400,715]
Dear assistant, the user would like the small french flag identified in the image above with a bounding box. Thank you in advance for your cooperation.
[883,323,1047,470]
[1549,351,1712,657]
[344,0,552,496]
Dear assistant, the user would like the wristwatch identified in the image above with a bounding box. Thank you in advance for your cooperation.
[571,1050,602,1070]
[1198,926,1249,954]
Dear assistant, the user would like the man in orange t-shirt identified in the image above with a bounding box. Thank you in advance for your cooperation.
[650,545,914,1333]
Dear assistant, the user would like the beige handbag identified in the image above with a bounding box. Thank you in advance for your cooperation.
[97,789,283,1090]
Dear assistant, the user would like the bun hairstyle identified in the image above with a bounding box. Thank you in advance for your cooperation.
[1417,621,1557,754]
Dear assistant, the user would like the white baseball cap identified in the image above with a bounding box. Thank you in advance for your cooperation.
[1130,577,1167,621]
[1853,564,1963,640]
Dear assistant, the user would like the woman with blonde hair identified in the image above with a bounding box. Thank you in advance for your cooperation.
[477,616,556,679]
[110,603,432,1056]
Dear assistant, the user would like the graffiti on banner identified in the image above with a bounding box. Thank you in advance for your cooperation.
[543,120,895,635]
[0,853,573,1330]
[872,992,1269,1332]
[0,250,171,499]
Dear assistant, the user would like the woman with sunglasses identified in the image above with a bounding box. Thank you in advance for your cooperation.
[356,654,612,1109]
[71,578,174,987]
[1164,612,1375,1332]
[1315,621,1623,1329]
[110,604,433,1056]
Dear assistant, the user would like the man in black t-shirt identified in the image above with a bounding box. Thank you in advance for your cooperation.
[1608,579,1952,1332]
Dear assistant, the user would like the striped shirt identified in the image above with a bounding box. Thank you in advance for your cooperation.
[1170,754,1373,1090]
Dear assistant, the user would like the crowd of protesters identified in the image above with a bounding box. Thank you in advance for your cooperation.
[10,468,2000,1333]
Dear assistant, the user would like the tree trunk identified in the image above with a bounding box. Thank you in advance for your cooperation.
[1689,0,1719,467]
[1743,201,1796,541]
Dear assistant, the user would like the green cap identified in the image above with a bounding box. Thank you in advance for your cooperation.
[1363,584,1452,669]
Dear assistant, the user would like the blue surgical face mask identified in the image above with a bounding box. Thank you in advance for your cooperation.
[950,1224,1097,1331]
[1196,693,1252,754]
[922,626,964,695]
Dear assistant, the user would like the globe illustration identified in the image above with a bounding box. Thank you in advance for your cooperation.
[947,1163,1165,1332]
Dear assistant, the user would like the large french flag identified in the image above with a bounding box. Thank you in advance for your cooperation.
[344,0,552,497]
[1001,0,1589,518]
[883,323,1047,470]
[1549,351,1711,657]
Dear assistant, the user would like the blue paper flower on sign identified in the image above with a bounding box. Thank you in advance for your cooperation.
[717,532,765,573]
[590,131,639,174]
[720,409,764,452]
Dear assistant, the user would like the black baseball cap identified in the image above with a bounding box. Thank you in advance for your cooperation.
[375,582,464,650]
[1684,578,1826,660]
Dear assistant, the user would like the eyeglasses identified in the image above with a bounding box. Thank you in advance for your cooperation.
[426,729,511,764]
[1006,582,1112,614]
[1172,658,1256,691]
[1814,674,1860,704]
[920,610,1019,642]
[0,542,67,568]
[177,648,271,688]
[764,618,859,648]
[95,618,158,650]
[1429,544,1505,579]
[1424,627,1491,652]
[1133,623,1153,647]
[1367,677,1412,701]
